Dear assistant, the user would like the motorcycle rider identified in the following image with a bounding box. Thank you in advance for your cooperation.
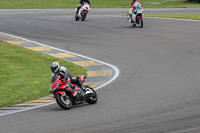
[50,62,85,100]
[76,0,91,18]
[128,0,143,22]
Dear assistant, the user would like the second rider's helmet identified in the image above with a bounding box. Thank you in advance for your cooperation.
[50,62,60,74]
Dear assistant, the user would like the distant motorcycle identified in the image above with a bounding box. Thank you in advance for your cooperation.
[50,74,98,110]
[128,6,143,28]
[75,2,91,21]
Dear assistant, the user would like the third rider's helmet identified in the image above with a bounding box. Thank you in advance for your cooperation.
[50,62,60,73]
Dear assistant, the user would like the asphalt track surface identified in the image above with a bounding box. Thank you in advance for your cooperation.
[0,8,200,133]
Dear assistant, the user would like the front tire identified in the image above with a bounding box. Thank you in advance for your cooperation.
[81,11,87,21]
[138,17,143,28]
[85,86,98,104]
[55,93,72,110]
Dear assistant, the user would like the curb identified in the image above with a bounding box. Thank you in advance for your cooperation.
[0,32,119,116]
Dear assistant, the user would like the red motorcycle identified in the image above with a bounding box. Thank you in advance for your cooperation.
[50,74,98,110]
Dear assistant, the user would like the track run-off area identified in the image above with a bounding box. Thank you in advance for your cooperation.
[0,8,200,133]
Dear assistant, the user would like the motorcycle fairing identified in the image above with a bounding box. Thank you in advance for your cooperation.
[50,75,61,92]
[77,75,85,84]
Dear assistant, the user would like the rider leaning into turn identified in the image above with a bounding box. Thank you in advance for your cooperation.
[129,0,143,22]
[50,62,85,95]
[77,0,91,18]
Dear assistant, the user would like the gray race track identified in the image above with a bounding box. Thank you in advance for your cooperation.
[0,8,200,133]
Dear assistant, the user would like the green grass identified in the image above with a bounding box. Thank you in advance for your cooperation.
[144,14,200,20]
[0,42,86,107]
[0,0,199,9]
[143,1,200,8]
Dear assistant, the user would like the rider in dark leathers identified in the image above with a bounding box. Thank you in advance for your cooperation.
[80,0,90,6]
[50,62,85,100]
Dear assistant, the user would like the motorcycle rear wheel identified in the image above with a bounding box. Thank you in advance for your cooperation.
[85,86,98,104]
[75,14,79,21]
[55,93,72,110]
[131,22,136,27]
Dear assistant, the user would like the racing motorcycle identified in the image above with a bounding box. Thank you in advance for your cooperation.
[128,6,143,28]
[50,74,98,110]
[75,2,91,21]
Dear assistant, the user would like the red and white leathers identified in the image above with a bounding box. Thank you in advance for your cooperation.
[129,0,143,22]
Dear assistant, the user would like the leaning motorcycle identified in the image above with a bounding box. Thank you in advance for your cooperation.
[50,74,98,110]
[129,6,143,28]
[75,2,91,21]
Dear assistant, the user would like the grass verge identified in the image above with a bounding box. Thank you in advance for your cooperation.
[0,0,199,9]
[0,42,86,107]
[143,1,200,8]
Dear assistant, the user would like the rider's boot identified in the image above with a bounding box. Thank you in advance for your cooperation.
[72,89,84,102]
[128,14,132,22]
[80,85,86,92]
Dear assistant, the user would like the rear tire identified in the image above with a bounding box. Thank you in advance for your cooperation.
[85,86,98,104]
[132,23,136,27]
[55,93,72,110]
[75,14,79,21]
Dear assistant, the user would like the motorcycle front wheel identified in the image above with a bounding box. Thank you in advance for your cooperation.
[55,93,72,110]
[85,86,98,104]
[81,11,87,21]
[138,17,143,28]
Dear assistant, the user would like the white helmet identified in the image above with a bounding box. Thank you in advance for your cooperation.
[50,62,60,73]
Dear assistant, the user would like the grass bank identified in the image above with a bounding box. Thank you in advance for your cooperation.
[0,0,199,9]
[0,42,86,107]
[143,1,200,8]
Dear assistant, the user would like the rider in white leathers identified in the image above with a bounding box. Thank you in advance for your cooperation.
[77,0,91,18]
[129,0,143,22]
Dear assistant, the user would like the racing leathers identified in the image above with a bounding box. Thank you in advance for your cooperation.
[77,0,91,18]
[129,0,143,22]
[51,66,85,98]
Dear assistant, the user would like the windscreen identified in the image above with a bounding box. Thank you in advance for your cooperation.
[51,74,59,83]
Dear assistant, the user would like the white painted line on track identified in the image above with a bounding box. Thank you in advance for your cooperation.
[145,17,200,22]
[0,102,56,117]
[166,126,200,133]
[0,9,74,15]
[117,15,200,22]
[0,11,72,15]
[144,7,200,11]
[0,31,120,116]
